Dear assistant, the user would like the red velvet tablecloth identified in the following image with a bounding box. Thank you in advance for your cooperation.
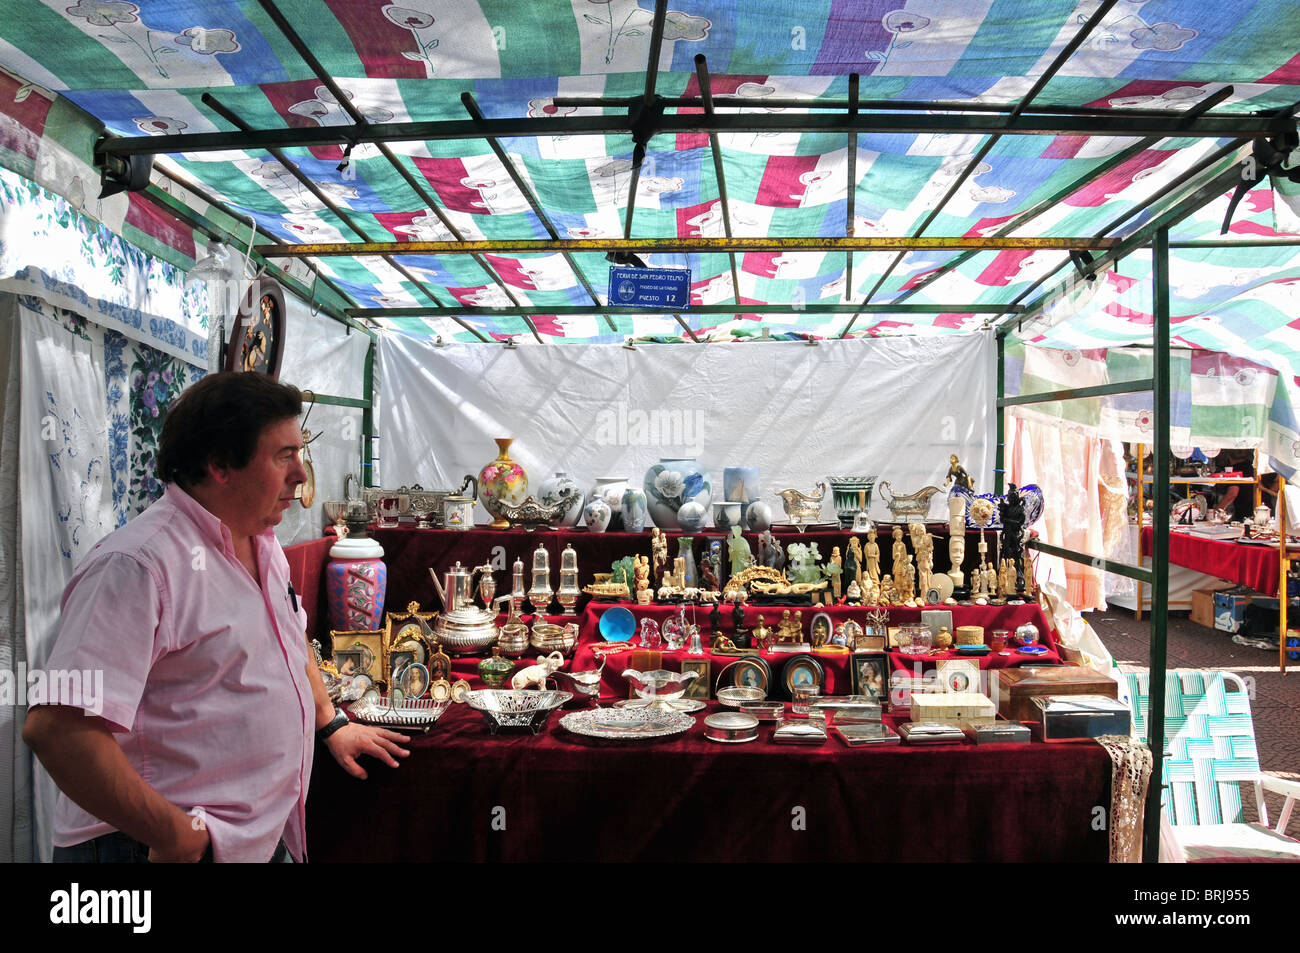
[305,700,1111,862]
[1140,526,1280,595]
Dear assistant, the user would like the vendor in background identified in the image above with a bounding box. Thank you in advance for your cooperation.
[1209,449,1256,521]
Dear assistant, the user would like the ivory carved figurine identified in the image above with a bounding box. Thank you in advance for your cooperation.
[891,526,908,584]
[511,651,565,690]
[865,527,881,583]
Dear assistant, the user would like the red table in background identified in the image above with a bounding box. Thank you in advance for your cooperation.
[1140,526,1280,596]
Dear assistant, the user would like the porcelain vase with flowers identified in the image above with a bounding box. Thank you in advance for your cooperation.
[643,458,712,530]
[478,438,529,529]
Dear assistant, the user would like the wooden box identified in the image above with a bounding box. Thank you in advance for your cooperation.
[994,665,1118,722]
[910,692,997,728]
[1190,589,1219,628]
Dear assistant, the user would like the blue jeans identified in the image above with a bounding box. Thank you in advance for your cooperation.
[53,831,291,863]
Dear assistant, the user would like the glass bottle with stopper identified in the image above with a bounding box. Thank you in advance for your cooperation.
[528,543,553,614]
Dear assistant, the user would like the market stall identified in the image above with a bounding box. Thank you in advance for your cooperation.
[6,0,1300,866]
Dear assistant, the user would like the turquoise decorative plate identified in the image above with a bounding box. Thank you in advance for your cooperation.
[599,605,636,641]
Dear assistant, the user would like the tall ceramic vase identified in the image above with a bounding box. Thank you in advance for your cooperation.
[621,487,648,533]
[326,537,388,630]
[644,458,712,531]
[478,438,529,529]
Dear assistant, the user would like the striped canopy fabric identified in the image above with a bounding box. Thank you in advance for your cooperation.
[1,0,1299,344]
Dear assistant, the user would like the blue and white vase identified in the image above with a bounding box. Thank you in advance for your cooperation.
[621,487,648,533]
[586,477,630,531]
[583,498,612,533]
[537,471,584,527]
[723,466,760,521]
[644,458,712,531]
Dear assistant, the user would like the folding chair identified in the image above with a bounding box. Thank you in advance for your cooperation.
[1127,670,1300,861]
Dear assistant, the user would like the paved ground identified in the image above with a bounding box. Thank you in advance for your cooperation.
[1087,606,1299,835]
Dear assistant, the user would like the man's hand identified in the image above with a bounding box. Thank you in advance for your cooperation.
[147,814,211,863]
[323,723,410,780]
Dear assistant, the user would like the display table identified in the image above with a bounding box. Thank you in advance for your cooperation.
[290,535,1106,863]
[305,700,1112,862]
[1140,526,1281,596]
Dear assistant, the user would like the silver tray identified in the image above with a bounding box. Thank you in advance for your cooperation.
[612,697,707,713]
[560,707,695,741]
[349,696,451,727]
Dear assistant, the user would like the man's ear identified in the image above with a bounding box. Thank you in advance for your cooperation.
[204,456,233,486]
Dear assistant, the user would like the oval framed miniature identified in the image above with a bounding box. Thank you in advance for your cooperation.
[400,662,431,700]
[728,656,771,695]
[782,654,825,697]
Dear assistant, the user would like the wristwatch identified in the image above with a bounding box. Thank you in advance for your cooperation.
[316,706,349,742]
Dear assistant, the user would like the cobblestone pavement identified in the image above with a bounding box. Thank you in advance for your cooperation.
[1087,607,1300,837]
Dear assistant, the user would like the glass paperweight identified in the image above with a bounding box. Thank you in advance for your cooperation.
[639,617,662,650]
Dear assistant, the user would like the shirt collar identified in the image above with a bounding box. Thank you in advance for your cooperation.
[163,483,280,552]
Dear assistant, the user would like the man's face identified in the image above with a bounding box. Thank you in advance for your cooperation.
[224,416,307,533]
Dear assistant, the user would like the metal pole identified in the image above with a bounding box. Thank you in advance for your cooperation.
[995,333,1005,495]
[1144,227,1172,862]
[459,92,612,337]
[695,55,743,317]
[362,338,376,488]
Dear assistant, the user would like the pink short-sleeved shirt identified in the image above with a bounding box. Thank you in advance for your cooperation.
[43,484,315,862]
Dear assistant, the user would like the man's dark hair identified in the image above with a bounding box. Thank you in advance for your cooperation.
[156,372,302,489]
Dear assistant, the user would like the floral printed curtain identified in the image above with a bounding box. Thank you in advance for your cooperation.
[0,166,209,366]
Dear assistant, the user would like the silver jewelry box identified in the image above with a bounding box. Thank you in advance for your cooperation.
[834,722,900,747]
[772,719,828,744]
[1033,694,1132,741]
[898,721,965,744]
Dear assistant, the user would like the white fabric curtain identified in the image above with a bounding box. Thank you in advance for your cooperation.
[1007,414,1127,612]
[376,333,997,523]
[0,297,30,861]
[5,295,113,861]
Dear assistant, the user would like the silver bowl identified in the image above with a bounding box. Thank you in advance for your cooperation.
[531,622,578,655]
[497,621,531,657]
[464,689,573,735]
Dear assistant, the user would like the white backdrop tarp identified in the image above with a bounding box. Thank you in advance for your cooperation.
[377,333,996,523]
[272,293,370,548]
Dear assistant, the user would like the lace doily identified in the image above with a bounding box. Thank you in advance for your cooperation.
[1096,734,1153,863]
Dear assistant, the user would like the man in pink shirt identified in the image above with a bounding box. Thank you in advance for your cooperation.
[23,372,409,862]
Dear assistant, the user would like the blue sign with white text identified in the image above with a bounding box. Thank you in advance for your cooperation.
[608,266,691,310]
